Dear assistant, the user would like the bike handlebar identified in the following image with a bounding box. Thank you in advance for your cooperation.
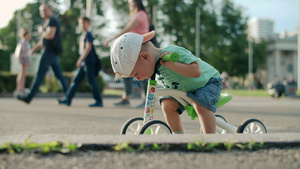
[161,52,180,62]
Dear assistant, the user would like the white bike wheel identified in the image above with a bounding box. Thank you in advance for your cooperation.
[120,117,144,135]
[139,120,172,135]
[237,119,267,134]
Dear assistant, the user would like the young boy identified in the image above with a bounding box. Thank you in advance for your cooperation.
[58,16,103,107]
[110,31,223,134]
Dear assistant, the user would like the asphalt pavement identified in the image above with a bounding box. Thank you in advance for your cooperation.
[0,94,300,169]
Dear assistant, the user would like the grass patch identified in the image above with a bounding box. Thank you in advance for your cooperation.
[0,140,265,154]
[0,138,80,154]
[112,141,264,152]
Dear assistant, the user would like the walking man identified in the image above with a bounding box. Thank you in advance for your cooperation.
[17,3,68,104]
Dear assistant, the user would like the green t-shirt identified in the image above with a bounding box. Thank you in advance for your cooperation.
[156,45,220,92]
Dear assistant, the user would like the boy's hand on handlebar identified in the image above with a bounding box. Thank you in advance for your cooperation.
[159,52,174,69]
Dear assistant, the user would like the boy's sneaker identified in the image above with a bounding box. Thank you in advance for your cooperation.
[114,100,130,106]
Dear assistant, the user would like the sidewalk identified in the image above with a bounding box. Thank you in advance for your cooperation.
[1,133,300,146]
[1,94,300,146]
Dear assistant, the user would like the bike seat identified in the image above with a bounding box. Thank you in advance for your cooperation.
[185,93,232,120]
[216,93,232,108]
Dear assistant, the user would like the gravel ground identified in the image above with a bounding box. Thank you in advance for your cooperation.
[1,147,300,169]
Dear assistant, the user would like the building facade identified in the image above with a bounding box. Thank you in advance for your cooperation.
[248,18,298,88]
[267,32,298,83]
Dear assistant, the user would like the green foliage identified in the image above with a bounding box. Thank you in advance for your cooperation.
[0,50,11,71]
[157,0,266,77]
[253,42,268,70]
[112,141,264,152]
[39,72,106,93]
[0,71,105,93]
[223,141,235,151]
[112,142,170,152]
[236,141,264,150]
[187,141,220,152]
[0,0,268,80]
[59,8,81,72]
[0,138,80,154]
[0,72,34,92]
[101,56,113,72]
[224,141,264,151]
[0,2,43,55]
[0,0,106,73]
[0,140,265,154]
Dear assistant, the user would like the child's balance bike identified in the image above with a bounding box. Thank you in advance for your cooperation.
[120,53,267,135]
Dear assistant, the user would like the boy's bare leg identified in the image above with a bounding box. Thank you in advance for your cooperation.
[161,98,183,133]
[192,101,216,134]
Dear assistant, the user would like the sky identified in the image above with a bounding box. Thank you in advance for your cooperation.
[231,0,299,33]
[0,0,299,33]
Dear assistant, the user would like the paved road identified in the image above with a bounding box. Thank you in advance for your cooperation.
[0,95,300,169]
[1,95,299,135]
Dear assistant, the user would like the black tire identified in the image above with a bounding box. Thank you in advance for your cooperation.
[139,120,172,135]
[215,114,227,122]
[120,117,144,135]
[237,119,267,134]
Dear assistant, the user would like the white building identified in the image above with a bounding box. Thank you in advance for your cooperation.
[267,31,298,83]
[247,18,275,42]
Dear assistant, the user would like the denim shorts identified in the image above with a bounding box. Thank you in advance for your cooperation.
[160,77,223,114]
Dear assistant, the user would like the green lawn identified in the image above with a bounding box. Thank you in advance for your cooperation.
[222,89,270,97]
[104,88,299,98]
[103,89,123,96]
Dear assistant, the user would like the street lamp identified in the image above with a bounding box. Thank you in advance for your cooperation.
[248,39,254,90]
[195,6,200,58]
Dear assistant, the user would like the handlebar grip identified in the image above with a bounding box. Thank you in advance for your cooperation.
[161,52,180,62]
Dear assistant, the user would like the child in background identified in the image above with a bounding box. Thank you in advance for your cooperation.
[14,28,32,96]
[110,31,223,134]
[58,16,103,107]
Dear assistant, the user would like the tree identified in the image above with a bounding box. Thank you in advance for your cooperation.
[0,0,105,72]
[0,2,42,71]
[0,0,267,78]
[160,0,252,77]
[212,0,249,76]
[59,8,81,71]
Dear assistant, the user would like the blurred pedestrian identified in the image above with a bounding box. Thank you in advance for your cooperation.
[104,0,151,108]
[287,74,296,85]
[285,74,297,96]
[14,28,32,96]
[268,76,284,98]
[17,3,68,104]
[255,77,263,89]
[58,16,103,107]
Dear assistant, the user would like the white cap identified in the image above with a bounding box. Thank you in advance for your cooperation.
[110,31,155,77]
